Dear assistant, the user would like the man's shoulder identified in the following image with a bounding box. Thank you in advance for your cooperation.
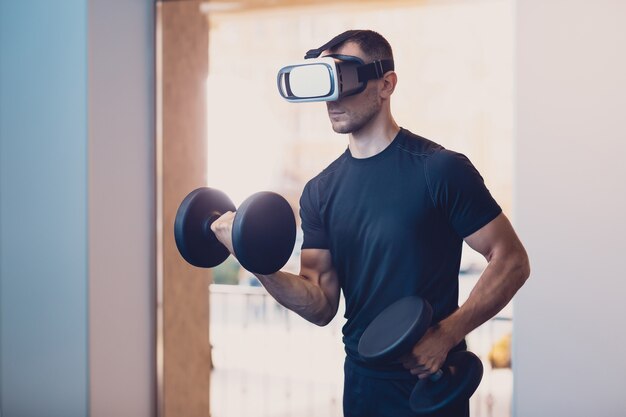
[306,151,349,187]
[396,129,472,171]
[426,147,475,176]
[395,130,480,182]
[300,151,348,207]
[395,128,445,157]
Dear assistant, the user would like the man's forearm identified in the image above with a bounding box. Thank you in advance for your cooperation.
[254,270,334,326]
[440,252,530,345]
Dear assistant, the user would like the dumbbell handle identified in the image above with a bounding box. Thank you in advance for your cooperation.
[202,211,224,239]
[429,369,443,381]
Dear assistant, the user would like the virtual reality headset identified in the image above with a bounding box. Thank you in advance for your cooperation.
[276,30,394,103]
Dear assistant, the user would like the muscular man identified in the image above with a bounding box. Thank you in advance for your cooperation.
[213,30,530,417]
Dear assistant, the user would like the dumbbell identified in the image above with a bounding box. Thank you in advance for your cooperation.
[358,296,483,415]
[174,187,296,275]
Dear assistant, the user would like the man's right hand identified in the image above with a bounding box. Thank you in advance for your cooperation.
[210,211,236,255]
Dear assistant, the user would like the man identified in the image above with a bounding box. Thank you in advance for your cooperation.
[212,30,530,417]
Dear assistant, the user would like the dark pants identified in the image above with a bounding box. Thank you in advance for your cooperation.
[343,358,470,417]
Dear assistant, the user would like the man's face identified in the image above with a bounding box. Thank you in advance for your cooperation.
[322,42,383,134]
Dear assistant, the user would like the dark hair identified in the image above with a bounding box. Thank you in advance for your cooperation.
[329,30,393,62]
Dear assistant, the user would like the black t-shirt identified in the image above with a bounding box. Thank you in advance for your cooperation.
[299,128,502,372]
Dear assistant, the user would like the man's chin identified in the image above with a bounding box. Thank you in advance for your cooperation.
[330,121,353,134]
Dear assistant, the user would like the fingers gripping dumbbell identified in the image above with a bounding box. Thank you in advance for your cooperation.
[174,187,296,275]
[358,296,483,415]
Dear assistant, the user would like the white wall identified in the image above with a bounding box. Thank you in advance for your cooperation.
[514,1,626,416]
[0,1,155,416]
[88,1,155,416]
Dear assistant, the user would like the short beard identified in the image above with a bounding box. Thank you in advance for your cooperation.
[330,92,382,134]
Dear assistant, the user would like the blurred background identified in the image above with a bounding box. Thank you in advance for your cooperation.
[1,1,625,417]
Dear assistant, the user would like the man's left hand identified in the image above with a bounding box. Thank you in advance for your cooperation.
[399,325,456,379]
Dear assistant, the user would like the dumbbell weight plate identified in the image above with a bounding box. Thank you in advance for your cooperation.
[409,350,484,415]
[233,191,297,275]
[358,296,433,364]
[174,187,236,268]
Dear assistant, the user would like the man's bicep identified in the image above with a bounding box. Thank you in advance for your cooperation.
[464,212,524,261]
[300,248,340,313]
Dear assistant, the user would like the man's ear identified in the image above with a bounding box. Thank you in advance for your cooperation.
[380,71,397,99]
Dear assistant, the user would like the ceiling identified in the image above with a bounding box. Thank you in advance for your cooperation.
[198,0,431,13]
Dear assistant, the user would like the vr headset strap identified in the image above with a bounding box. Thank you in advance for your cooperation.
[304,30,365,59]
[357,59,395,81]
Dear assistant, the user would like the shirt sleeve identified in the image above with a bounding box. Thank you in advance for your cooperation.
[425,149,502,238]
[299,179,330,249]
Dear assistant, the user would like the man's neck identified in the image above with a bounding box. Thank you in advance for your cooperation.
[348,113,400,159]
